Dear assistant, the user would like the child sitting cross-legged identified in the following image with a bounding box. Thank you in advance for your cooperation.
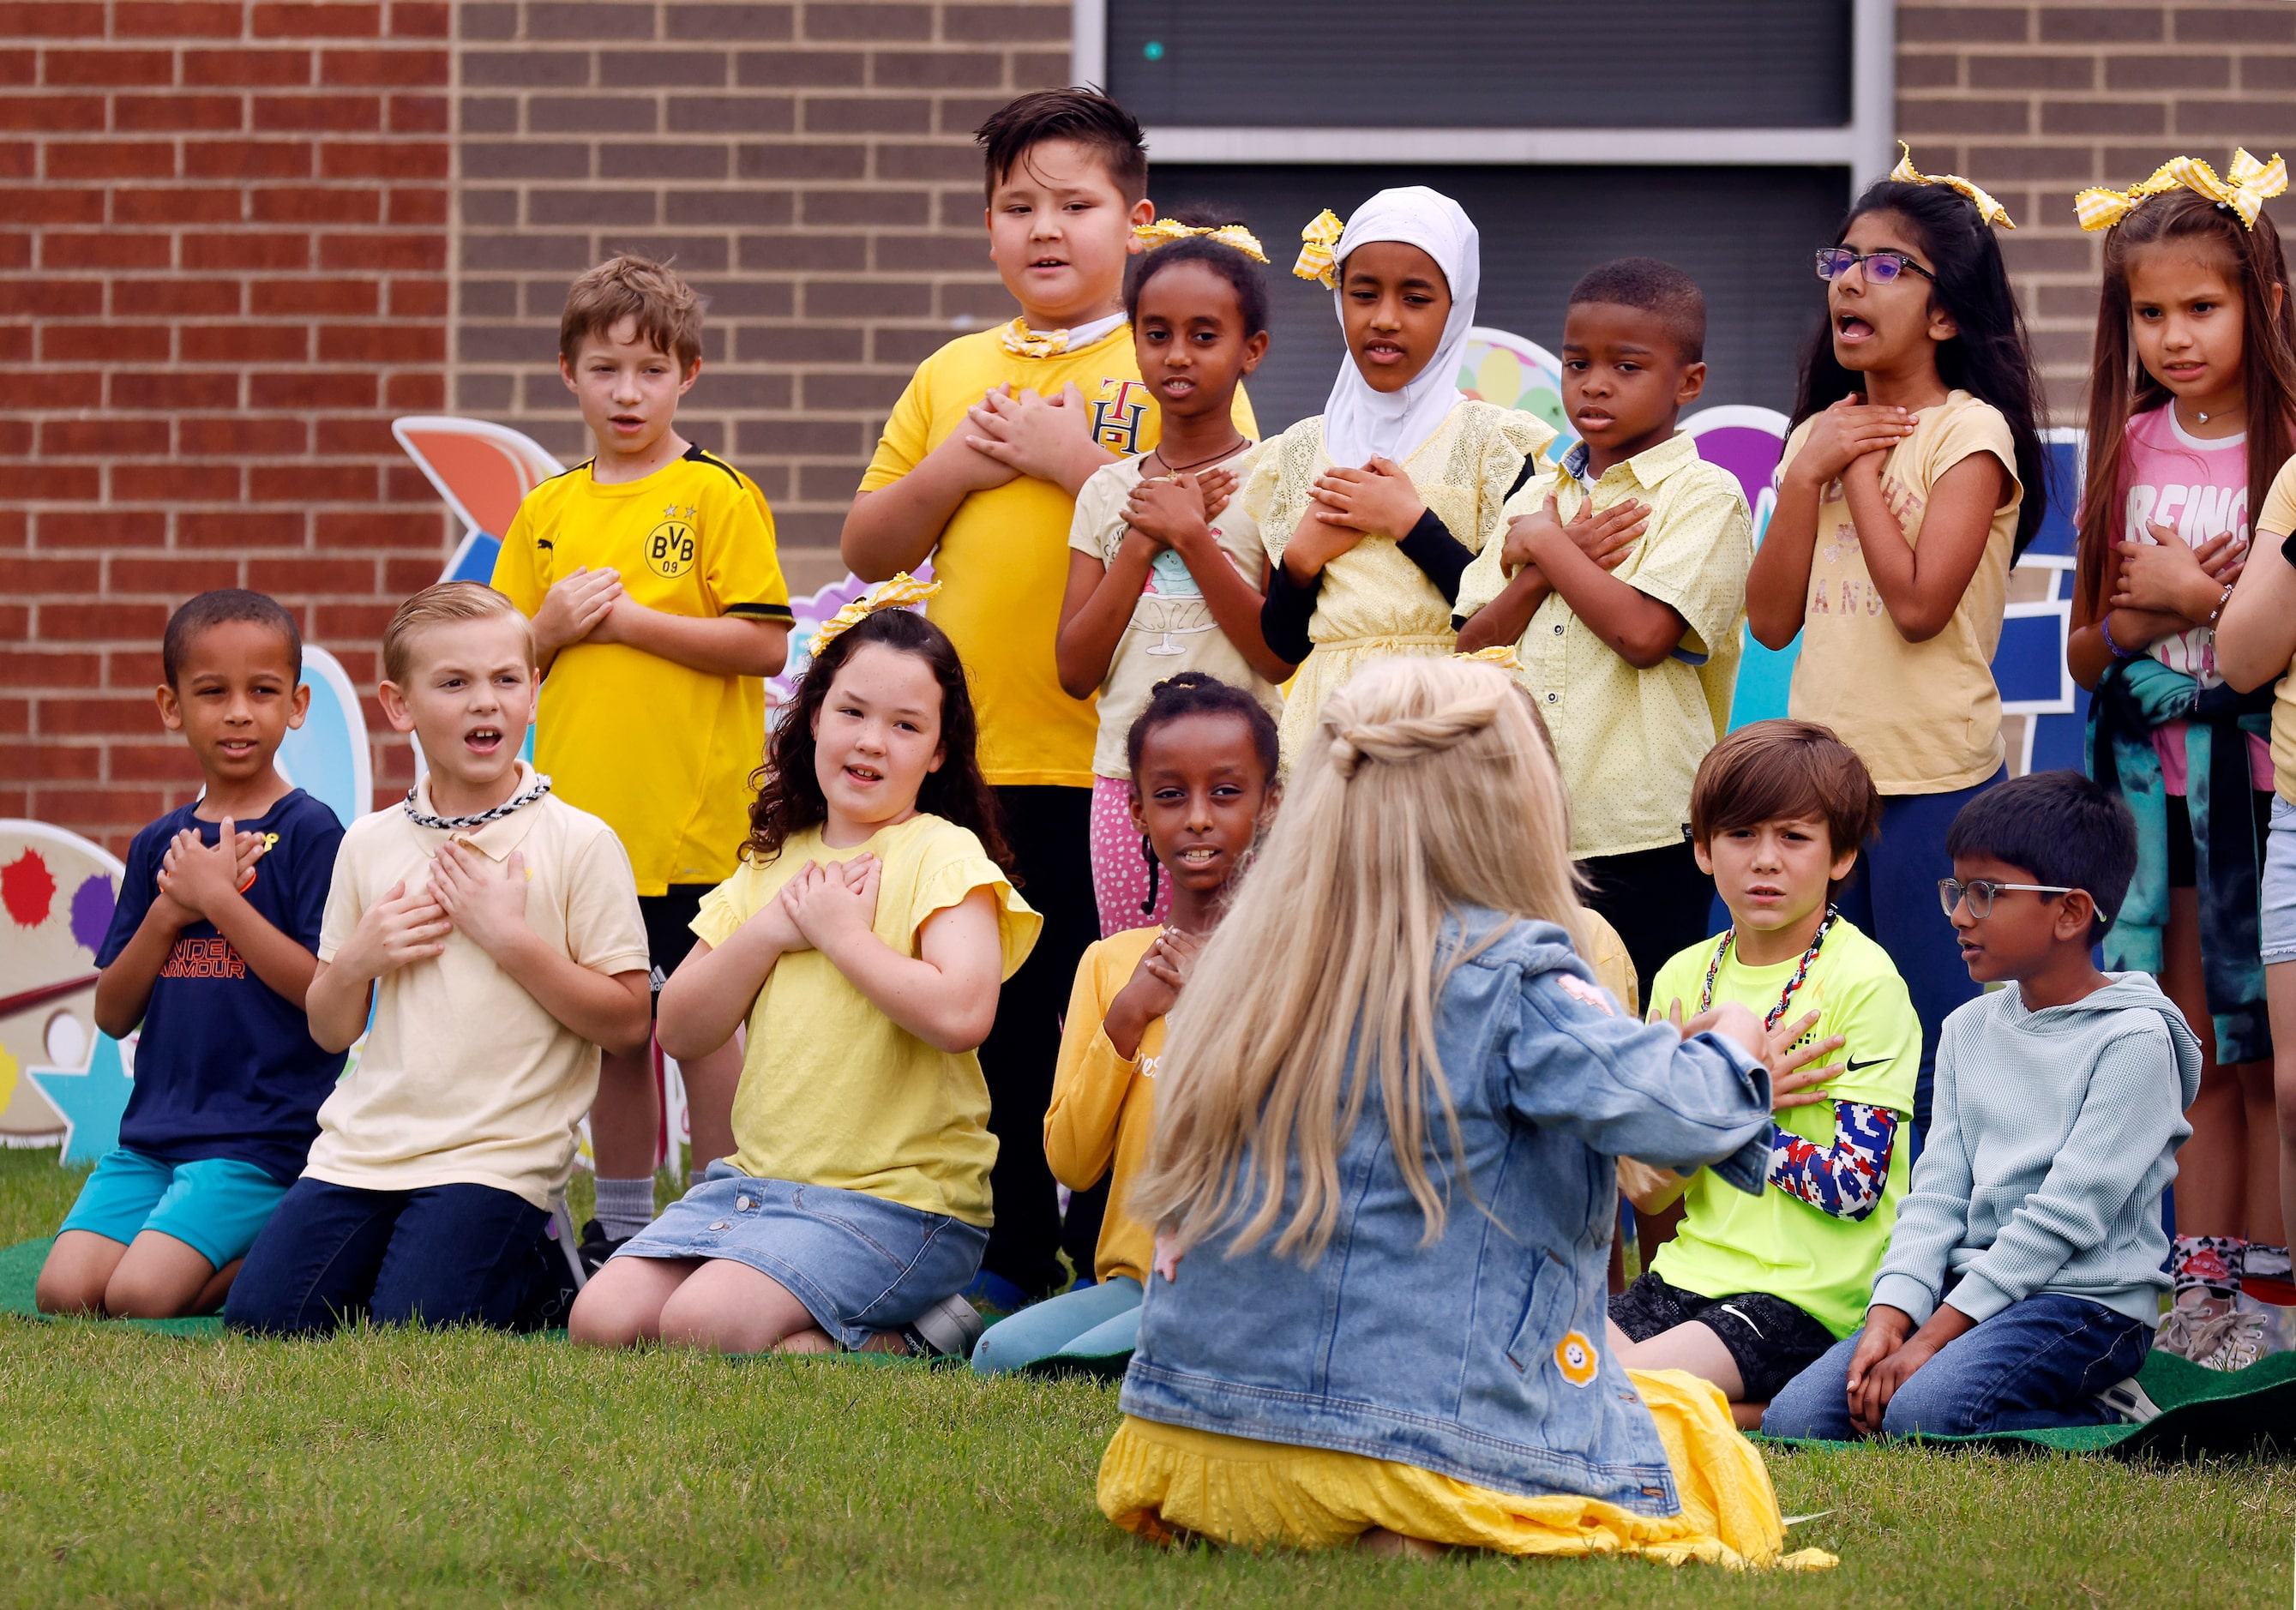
[1765,771,2201,1439]
[972,671,1279,1376]
[568,584,1039,1358]
[38,591,346,1320]
[226,583,654,1335]
[1097,656,1828,1568]
[1607,721,1919,1421]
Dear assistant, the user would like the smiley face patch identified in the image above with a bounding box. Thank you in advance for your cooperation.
[1554,1330,1599,1387]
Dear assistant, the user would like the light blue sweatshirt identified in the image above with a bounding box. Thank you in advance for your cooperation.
[1869,972,2200,1329]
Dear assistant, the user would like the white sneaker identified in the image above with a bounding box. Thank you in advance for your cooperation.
[900,1293,985,1359]
[2158,1301,2268,1372]
[2233,1292,2293,1356]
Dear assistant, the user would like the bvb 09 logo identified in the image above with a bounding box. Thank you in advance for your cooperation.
[645,505,699,579]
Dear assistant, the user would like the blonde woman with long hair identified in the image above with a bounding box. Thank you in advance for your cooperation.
[1097,657,1832,1569]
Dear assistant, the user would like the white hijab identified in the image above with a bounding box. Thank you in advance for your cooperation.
[1317,186,1480,469]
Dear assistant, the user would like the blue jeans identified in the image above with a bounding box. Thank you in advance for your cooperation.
[971,1275,1143,1375]
[225,1177,547,1336]
[1763,1292,2151,1440]
[1833,771,2004,1142]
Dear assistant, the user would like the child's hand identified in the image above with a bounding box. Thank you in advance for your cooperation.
[1152,1227,1184,1283]
[781,860,879,951]
[1126,473,1215,552]
[155,822,260,921]
[927,393,1022,492]
[1311,456,1425,538]
[965,381,1103,490]
[1845,1304,1917,1433]
[747,880,809,954]
[1794,394,1915,487]
[532,567,622,658]
[1282,508,1364,580]
[1674,1000,1767,1068]
[334,878,453,982]
[1762,1008,1846,1112]
[2112,522,2243,621]
[1194,465,1238,522]
[427,841,532,961]
[1501,495,1648,577]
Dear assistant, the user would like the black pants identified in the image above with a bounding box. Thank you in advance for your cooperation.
[1578,838,1716,1011]
[980,784,1101,1297]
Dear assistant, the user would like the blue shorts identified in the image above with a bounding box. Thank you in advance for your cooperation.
[613,1162,988,1349]
[59,1148,291,1270]
[2263,796,2296,968]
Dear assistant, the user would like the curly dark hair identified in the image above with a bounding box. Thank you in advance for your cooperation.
[1123,669,1280,784]
[741,607,1013,874]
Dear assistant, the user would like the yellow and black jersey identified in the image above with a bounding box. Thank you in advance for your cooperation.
[493,444,791,894]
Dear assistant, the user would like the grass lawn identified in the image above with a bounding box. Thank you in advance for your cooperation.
[0,1146,2287,1607]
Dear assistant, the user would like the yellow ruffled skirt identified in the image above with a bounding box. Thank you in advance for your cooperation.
[1098,1368,1836,1569]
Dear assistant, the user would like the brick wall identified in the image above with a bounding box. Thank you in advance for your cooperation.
[452,0,1071,590]
[1,0,450,850]
[1897,1,2294,415]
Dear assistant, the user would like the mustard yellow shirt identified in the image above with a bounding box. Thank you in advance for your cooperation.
[1778,391,2022,795]
[492,446,792,894]
[1044,925,1163,1283]
[2257,457,2296,802]
[697,814,1040,1227]
[1458,433,1752,859]
[858,326,1257,789]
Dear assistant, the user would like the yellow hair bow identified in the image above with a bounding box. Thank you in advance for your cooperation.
[806,573,940,657]
[1890,144,2016,229]
[1453,645,1524,673]
[2076,147,2287,232]
[1135,218,1269,263]
[1292,208,1344,288]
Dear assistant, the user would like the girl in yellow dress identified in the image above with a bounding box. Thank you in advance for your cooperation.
[1252,188,1553,765]
[1098,655,1834,1569]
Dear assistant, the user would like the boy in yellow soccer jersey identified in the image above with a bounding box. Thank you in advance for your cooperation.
[492,255,790,1264]
[840,88,1254,1302]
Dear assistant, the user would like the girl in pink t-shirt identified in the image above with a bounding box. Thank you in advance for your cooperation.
[2069,173,2296,1369]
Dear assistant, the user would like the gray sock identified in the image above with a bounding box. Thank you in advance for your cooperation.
[593,1176,656,1242]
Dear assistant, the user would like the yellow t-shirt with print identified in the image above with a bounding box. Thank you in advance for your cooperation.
[858,326,1258,789]
[1779,390,2022,795]
[492,445,792,895]
[2254,456,2296,802]
[696,813,1041,1227]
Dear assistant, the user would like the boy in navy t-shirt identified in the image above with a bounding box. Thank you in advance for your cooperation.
[35,590,346,1319]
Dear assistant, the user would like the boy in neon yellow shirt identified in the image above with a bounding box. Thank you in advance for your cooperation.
[492,255,790,1262]
[841,89,1254,1300]
[1608,720,1920,1415]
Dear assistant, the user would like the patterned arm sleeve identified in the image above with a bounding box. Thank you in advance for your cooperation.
[1767,1100,1899,1221]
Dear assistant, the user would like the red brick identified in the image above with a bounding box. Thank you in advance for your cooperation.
[0,659,105,699]
[0,93,104,129]
[112,185,245,223]
[385,275,445,316]
[0,184,104,222]
[115,92,247,130]
[0,145,30,178]
[183,47,312,86]
[43,49,177,87]
[110,370,239,411]
[40,324,172,363]
[0,322,26,362]
[108,556,244,594]
[318,45,444,85]
[180,417,306,454]
[109,743,209,783]
[250,276,375,315]
[42,602,172,641]
[17,370,99,408]
[0,4,106,36]
[0,740,104,780]
[388,1,448,37]
[0,49,28,85]
[248,555,376,592]
[248,369,371,407]
[386,92,447,133]
[316,138,445,178]
[179,511,305,547]
[0,605,31,643]
[35,790,176,828]
[249,183,381,222]
[315,510,442,547]
[106,649,167,688]
[33,504,159,542]
[316,230,437,271]
[181,322,309,362]
[181,230,310,269]
[378,557,440,594]
[316,323,439,363]
[115,3,249,37]
[184,138,314,177]
[41,419,171,457]
[0,557,102,593]
[250,464,376,502]
[384,184,445,225]
[253,3,382,36]
[39,231,172,269]
[254,92,382,130]
[109,276,241,315]
[114,462,242,502]
[0,418,27,455]
[314,415,395,454]
[46,141,178,179]
[382,370,440,408]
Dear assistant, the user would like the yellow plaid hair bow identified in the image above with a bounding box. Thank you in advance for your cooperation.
[2076,147,2287,231]
[1890,144,2016,229]
[807,573,940,657]
[1292,208,1344,288]
[1453,645,1524,673]
[1135,218,1269,262]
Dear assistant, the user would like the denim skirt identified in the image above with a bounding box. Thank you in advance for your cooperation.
[611,1161,989,1349]
[2264,796,2296,968]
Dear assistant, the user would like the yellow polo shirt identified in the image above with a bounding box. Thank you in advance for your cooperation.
[492,445,792,894]
[2255,458,2296,803]
[1457,432,1752,860]
[858,325,1257,788]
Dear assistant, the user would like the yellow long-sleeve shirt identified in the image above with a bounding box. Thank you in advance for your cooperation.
[1044,926,1163,1285]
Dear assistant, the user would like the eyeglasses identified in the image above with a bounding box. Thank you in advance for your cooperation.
[1815,247,1937,284]
[1937,878,2077,919]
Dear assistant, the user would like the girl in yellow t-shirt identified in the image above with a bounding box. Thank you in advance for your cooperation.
[1745,153,2047,1140]
[568,583,1039,1359]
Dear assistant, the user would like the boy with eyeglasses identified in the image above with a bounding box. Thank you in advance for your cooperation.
[1766,770,2203,1439]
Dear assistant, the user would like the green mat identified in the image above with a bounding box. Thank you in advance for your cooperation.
[0,1236,225,1337]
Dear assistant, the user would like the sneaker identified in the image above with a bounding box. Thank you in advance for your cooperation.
[2156,1300,2268,1371]
[2092,1375,2163,1425]
[576,1217,631,1279]
[899,1292,986,1359]
[2234,1291,2293,1356]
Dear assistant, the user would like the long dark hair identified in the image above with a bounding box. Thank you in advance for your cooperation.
[742,608,1013,874]
[1791,177,2050,559]
[2075,189,2296,619]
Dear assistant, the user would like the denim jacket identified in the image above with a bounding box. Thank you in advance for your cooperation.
[1119,913,1773,1516]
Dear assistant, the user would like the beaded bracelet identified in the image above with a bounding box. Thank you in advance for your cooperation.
[2205,581,2237,631]
[2099,614,2139,659]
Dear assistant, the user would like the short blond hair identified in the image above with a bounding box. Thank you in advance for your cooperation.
[382,582,533,686]
[560,254,703,371]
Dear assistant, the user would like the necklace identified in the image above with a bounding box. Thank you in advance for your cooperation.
[1146,435,1246,479]
[404,772,552,831]
[1698,904,1837,1029]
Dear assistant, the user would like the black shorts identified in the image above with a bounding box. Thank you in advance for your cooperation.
[638,884,713,1010]
[1608,1269,1836,1403]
